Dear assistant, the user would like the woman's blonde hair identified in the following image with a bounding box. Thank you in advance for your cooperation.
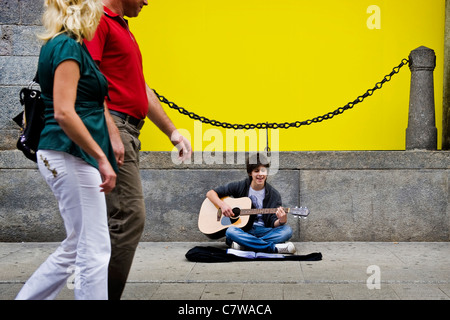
[39,0,103,43]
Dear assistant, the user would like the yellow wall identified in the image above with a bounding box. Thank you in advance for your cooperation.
[130,0,445,151]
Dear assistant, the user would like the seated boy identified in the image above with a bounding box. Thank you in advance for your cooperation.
[206,154,295,254]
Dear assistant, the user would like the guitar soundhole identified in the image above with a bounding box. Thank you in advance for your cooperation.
[231,207,241,222]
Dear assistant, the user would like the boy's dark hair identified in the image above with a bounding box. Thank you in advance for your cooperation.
[246,153,270,176]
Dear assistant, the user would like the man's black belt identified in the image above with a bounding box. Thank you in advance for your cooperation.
[109,110,145,130]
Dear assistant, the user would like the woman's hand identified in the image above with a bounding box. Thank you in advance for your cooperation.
[98,157,116,193]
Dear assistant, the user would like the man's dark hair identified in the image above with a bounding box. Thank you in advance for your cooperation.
[246,153,270,177]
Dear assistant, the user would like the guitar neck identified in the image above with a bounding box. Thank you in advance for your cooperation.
[240,207,288,215]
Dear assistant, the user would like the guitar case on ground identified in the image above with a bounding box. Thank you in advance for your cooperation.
[185,246,322,263]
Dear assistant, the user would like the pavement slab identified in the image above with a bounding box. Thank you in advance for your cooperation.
[0,241,449,301]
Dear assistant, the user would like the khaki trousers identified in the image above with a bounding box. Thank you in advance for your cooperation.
[107,115,146,300]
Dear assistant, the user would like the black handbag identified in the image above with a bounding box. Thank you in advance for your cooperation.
[12,72,45,162]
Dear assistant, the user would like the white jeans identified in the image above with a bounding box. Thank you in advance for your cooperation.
[16,150,111,300]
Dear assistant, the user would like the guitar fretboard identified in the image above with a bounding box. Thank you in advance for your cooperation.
[240,207,289,215]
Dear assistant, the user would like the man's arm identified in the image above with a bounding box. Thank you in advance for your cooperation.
[206,190,234,217]
[104,105,125,167]
[145,84,191,161]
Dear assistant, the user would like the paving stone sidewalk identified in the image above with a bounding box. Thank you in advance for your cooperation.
[0,241,449,300]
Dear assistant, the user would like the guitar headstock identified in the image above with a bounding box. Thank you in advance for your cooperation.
[288,206,310,218]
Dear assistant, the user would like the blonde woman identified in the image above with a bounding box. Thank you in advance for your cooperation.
[16,0,118,300]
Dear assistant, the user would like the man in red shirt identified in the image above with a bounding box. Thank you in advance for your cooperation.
[85,0,191,300]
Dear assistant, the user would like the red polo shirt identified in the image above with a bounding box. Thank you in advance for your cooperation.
[85,6,148,120]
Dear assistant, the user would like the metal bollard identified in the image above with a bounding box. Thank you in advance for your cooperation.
[405,46,438,150]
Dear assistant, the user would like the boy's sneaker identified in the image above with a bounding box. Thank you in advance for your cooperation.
[275,242,296,254]
[231,242,243,251]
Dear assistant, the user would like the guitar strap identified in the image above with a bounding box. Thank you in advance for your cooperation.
[185,246,322,263]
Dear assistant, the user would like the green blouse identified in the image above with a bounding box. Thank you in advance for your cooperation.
[38,33,118,172]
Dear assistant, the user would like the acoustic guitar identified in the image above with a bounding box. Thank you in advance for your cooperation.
[198,197,309,239]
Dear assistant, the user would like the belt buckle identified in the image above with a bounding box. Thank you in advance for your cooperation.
[136,119,145,130]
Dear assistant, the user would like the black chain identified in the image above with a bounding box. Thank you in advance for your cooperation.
[153,58,409,130]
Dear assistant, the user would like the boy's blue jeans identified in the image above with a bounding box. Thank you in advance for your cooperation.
[225,224,293,253]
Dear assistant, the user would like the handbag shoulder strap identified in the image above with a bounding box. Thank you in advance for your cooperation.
[33,69,39,84]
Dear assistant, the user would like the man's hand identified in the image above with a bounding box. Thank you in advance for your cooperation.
[276,207,287,225]
[171,129,192,162]
[110,134,125,167]
[220,202,234,218]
